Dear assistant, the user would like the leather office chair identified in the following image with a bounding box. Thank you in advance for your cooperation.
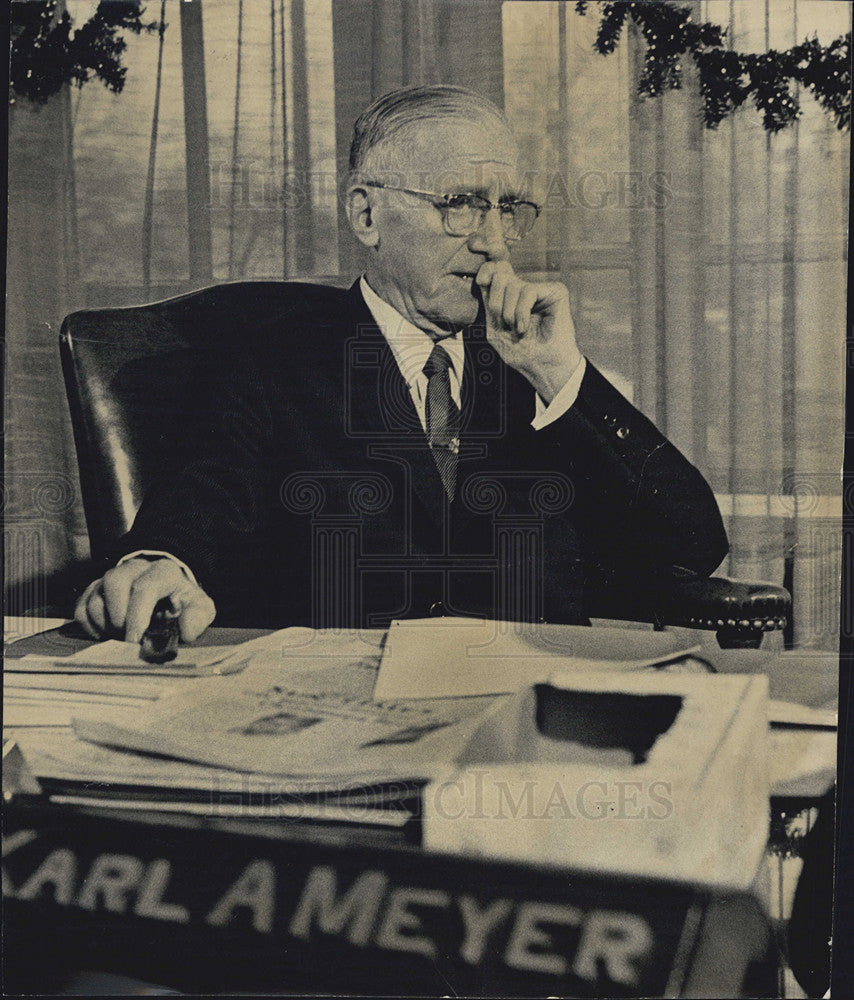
[60,281,790,648]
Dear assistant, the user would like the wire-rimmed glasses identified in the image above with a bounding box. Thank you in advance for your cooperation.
[363,181,541,242]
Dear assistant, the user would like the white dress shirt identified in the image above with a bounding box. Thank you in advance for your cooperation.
[122,278,587,580]
[359,276,586,431]
[360,276,465,432]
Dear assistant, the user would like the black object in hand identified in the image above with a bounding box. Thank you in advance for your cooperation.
[139,598,180,663]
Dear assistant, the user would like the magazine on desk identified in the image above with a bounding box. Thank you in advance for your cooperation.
[68,621,707,790]
[70,626,495,790]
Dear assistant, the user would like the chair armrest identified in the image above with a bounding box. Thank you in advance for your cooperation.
[587,575,791,648]
[657,576,791,648]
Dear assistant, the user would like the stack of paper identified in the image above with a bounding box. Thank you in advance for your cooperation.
[375,617,701,699]
[7,640,254,677]
[3,672,185,728]
[423,671,771,891]
[6,626,428,822]
[67,619,704,792]
[6,619,836,820]
[72,629,496,789]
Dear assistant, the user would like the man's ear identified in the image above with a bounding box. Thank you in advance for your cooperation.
[346,184,380,249]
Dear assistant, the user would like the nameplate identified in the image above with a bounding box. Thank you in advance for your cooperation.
[3,803,774,996]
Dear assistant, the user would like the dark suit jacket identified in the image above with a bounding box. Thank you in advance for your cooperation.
[118,281,728,629]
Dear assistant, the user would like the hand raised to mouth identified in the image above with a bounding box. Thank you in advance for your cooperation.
[475,260,583,405]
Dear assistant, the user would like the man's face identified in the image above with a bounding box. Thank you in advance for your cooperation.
[356,116,522,337]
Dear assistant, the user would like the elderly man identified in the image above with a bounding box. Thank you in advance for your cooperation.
[75,84,727,642]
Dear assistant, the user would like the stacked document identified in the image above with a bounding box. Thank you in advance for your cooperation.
[8,638,261,676]
[4,672,180,728]
[71,627,495,790]
[6,626,415,822]
[422,670,772,891]
[7,619,835,818]
[64,619,703,794]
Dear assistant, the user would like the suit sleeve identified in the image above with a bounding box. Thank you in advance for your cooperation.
[534,361,729,586]
[114,359,276,608]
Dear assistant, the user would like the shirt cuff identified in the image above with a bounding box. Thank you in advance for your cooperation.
[531,356,587,430]
[118,550,198,587]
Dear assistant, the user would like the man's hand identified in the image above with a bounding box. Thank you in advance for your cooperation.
[476,261,583,404]
[75,557,216,643]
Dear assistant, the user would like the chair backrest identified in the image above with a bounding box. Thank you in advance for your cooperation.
[60,279,347,559]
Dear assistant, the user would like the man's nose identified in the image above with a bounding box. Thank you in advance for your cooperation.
[466,207,510,260]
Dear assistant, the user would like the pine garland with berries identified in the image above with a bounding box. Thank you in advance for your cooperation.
[576,0,850,132]
[10,0,160,106]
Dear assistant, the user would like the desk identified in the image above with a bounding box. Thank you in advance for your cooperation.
[3,620,837,997]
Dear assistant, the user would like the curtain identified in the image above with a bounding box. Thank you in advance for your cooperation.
[701,1,848,650]
[5,24,88,631]
[5,0,849,649]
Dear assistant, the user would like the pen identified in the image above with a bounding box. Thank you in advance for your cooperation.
[139,597,180,663]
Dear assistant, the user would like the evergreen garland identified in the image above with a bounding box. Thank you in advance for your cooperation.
[576,0,851,132]
[10,0,160,106]
[10,0,850,134]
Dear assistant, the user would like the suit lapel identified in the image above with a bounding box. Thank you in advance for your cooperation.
[344,282,448,526]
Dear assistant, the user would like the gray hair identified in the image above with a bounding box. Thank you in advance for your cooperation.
[348,84,510,175]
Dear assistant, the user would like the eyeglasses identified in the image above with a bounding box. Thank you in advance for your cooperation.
[363,181,541,242]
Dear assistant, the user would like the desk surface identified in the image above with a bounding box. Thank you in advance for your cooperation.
[3,618,833,998]
[5,617,838,800]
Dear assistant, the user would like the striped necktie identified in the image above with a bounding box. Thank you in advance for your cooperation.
[423,342,460,501]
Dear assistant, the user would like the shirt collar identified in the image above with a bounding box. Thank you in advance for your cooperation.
[360,276,464,388]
